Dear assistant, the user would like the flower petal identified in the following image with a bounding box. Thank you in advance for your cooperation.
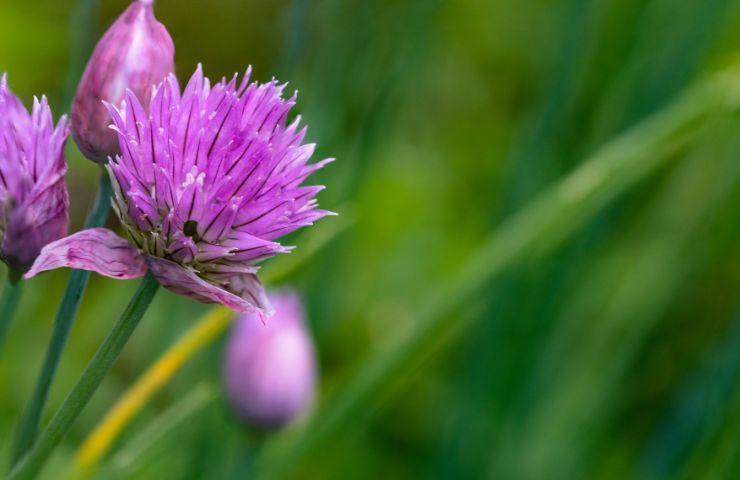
[25,228,147,279]
[144,255,272,315]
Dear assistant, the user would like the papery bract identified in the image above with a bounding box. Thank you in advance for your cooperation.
[0,74,69,273]
[71,0,174,163]
[25,228,146,279]
[28,66,333,314]
[223,290,317,429]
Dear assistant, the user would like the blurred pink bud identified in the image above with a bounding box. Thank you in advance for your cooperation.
[71,0,174,163]
[223,290,317,430]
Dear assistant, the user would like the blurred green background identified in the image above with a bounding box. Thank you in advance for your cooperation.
[3,0,740,478]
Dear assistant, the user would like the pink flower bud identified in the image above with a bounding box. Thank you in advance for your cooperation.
[71,0,174,163]
[223,290,318,430]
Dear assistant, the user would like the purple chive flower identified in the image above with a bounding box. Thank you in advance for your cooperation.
[223,290,317,429]
[0,74,69,273]
[27,66,333,314]
[71,0,174,163]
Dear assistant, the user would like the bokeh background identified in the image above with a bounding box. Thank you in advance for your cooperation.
[2,0,740,478]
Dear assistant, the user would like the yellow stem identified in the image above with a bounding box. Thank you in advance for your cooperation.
[72,306,232,476]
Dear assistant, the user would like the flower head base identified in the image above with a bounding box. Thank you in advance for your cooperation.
[71,0,175,163]
[28,66,333,314]
[223,290,317,429]
[0,75,69,273]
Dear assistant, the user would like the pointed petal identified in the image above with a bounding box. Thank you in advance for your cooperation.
[25,228,147,279]
[145,255,272,314]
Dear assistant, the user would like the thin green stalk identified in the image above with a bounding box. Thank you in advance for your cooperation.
[0,269,23,356]
[8,272,160,480]
[253,73,740,479]
[10,172,112,466]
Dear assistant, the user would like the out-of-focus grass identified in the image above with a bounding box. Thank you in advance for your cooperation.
[2,0,740,479]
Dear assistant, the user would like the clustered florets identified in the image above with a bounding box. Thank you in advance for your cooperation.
[28,66,333,314]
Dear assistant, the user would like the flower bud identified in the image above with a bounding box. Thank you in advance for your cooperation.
[71,0,174,163]
[0,74,69,273]
[223,290,317,430]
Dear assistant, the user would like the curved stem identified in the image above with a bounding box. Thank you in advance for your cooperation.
[0,269,23,357]
[8,272,159,480]
[10,172,112,467]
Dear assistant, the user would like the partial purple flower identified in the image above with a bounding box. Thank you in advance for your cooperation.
[28,66,333,314]
[223,290,317,429]
[0,74,69,273]
[71,0,174,163]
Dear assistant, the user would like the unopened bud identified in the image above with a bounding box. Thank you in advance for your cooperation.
[71,0,174,163]
[223,290,317,430]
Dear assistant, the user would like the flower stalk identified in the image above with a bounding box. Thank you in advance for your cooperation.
[8,272,160,480]
[0,269,23,356]
[10,172,112,467]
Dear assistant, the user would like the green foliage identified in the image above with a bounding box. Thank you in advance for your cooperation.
[2,0,740,478]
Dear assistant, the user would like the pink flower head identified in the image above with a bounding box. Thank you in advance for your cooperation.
[223,290,317,429]
[28,66,333,315]
[71,0,174,163]
[0,74,69,273]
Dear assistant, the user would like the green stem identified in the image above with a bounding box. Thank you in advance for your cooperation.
[10,172,112,467]
[8,272,159,480]
[0,269,23,356]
